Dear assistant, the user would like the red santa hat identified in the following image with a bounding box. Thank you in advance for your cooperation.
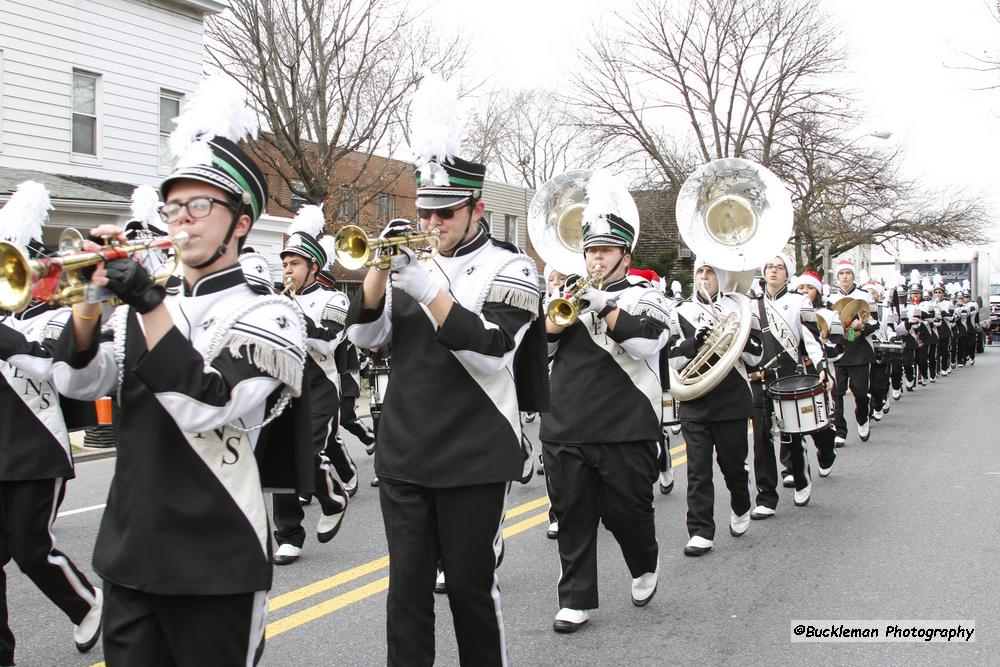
[796,269,823,292]
[628,268,661,285]
[834,257,856,276]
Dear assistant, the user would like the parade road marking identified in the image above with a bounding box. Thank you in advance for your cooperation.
[57,503,106,518]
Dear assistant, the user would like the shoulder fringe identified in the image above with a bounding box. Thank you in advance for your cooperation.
[224,335,303,396]
[486,284,539,314]
[476,254,540,316]
[323,303,348,326]
[634,301,671,325]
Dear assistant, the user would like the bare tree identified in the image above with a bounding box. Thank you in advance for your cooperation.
[569,0,848,187]
[207,0,468,224]
[771,113,991,269]
[464,89,599,189]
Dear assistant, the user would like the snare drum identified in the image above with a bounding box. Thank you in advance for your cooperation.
[369,361,391,421]
[767,374,830,434]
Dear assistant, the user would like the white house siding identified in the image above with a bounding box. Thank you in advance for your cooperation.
[0,0,205,184]
[481,179,533,252]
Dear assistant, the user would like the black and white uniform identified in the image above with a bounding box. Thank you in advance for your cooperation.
[346,231,539,667]
[334,340,374,447]
[749,287,826,509]
[0,304,99,666]
[867,295,893,413]
[966,301,981,362]
[272,281,351,549]
[540,276,669,611]
[669,291,763,541]
[936,297,954,374]
[52,265,306,666]
[897,302,930,385]
[829,285,878,438]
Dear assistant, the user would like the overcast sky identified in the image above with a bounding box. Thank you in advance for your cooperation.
[428,0,1000,266]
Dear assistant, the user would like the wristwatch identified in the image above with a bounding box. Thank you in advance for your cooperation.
[598,299,618,319]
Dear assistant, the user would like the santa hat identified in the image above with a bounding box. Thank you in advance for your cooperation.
[760,251,796,279]
[628,268,660,285]
[834,257,855,276]
[797,269,823,292]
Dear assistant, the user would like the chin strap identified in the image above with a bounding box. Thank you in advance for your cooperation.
[189,206,243,270]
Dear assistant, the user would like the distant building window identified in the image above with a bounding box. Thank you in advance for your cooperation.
[678,242,692,259]
[503,214,518,245]
[290,180,309,212]
[72,71,99,155]
[159,91,182,173]
[0,50,4,150]
[375,193,394,223]
[482,210,493,230]
[336,190,358,223]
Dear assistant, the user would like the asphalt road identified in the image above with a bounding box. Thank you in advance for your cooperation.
[6,351,1000,666]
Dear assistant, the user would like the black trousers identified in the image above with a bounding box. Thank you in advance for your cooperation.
[273,399,347,547]
[915,345,929,381]
[938,337,951,373]
[752,403,809,510]
[869,360,890,413]
[682,419,752,540]
[0,478,98,665]
[809,426,837,469]
[832,364,869,437]
[542,441,658,610]
[379,480,508,667]
[890,353,904,391]
[338,394,374,445]
[968,333,979,360]
[927,342,938,378]
[102,581,266,667]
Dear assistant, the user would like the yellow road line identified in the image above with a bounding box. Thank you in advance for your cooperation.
[503,508,551,538]
[504,495,550,519]
[269,555,390,612]
[267,577,391,639]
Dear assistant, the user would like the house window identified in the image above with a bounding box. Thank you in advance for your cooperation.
[482,210,493,231]
[0,50,4,150]
[504,214,518,245]
[290,180,309,212]
[375,193,394,223]
[335,190,358,223]
[678,242,692,259]
[158,91,182,173]
[72,70,99,155]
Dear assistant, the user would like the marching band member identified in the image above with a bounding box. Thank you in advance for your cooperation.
[933,282,953,377]
[51,80,309,665]
[861,281,891,421]
[345,73,545,666]
[541,265,568,538]
[829,259,878,445]
[900,276,930,387]
[0,183,103,665]
[962,287,980,365]
[273,206,350,565]
[540,172,669,632]
[796,270,841,477]
[748,253,826,519]
[669,259,763,556]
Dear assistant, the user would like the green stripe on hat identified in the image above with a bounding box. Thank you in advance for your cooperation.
[447,175,484,187]
[213,156,260,219]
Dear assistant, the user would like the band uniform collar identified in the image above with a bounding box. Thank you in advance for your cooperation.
[183,264,246,297]
[449,227,488,258]
[765,285,788,300]
[299,281,322,296]
[15,301,52,320]
[604,276,630,293]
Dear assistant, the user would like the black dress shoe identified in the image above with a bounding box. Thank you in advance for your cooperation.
[434,580,447,594]
[553,617,588,633]
[683,545,712,557]
[370,477,379,487]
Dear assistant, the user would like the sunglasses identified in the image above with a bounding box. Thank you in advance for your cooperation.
[417,204,469,220]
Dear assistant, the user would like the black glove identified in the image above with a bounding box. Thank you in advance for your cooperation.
[103,258,165,314]
[562,274,582,292]
[678,326,711,358]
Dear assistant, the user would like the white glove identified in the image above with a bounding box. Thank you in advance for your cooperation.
[391,247,439,304]
[579,286,612,316]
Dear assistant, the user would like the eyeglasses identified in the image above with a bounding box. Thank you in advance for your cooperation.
[764,264,787,272]
[417,204,469,220]
[159,197,234,223]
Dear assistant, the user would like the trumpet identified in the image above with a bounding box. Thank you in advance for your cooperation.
[547,271,604,327]
[333,224,440,271]
[0,228,186,311]
[281,277,298,296]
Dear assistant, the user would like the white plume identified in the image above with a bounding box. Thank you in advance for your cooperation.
[921,276,933,292]
[582,169,627,230]
[933,272,943,286]
[0,181,51,246]
[909,269,921,285]
[288,204,326,239]
[169,76,257,165]
[129,184,162,229]
[671,280,682,296]
[962,279,971,290]
[318,235,338,268]
[410,71,461,181]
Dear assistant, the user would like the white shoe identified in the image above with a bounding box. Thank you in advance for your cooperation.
[782,474,795,488]
[553,608,589,633]
[658,468,674,495]
[669,424,682,435]
[684,535,713,556]
[834,435,846,448]
[794,484,812,506]
[882,402,891,415]
[317,511,345,543]
[274,543,302,565]
[930,377,936,383]
[871,408,883,422]
[858,421,870,442]
[546,521,559,539]
[892,388,902,400]
[729,510,751,537]
[818,463,833,478]
[631,562,659,607]
[74,588,103,653]
[906,378,915,390]
[750,505,775,520]
[434,569,447,594]
[343,475,358,498]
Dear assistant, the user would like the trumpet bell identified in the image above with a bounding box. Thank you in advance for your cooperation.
[334,225,371,271]
[676,158,793,272]
[547,297,577,328]
[0,242,32,311]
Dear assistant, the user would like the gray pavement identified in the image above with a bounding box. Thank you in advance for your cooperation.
[6,353,1000,666]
